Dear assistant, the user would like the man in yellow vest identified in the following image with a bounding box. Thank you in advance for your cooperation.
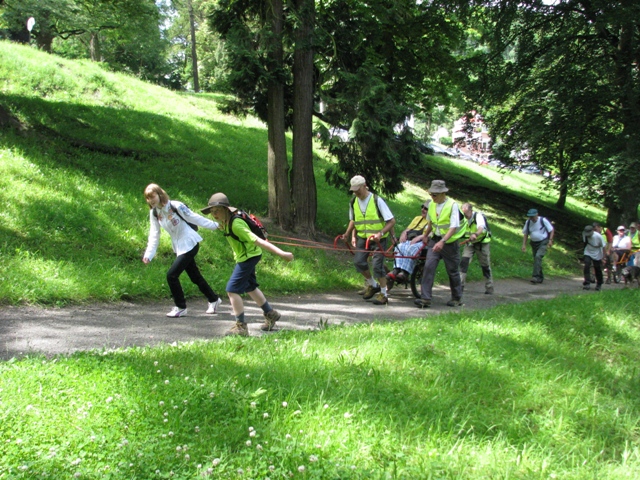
[414,180,467,308]
[340,175,396,305]
[460,202,494,294]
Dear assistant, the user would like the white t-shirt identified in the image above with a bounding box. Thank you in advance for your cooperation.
[523,217,553,242]
[612,234,631,251]
[583,231,604,261]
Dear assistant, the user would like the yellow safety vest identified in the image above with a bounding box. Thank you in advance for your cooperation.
[428,198,467,243]
[631,230,640,249]
[464,212,491,244]
[353,194,388,239]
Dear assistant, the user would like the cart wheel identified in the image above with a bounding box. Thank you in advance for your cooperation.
[410,259,424,298]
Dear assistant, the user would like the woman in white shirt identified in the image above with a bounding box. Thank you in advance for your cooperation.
[143,183,222,318]
[612,225,632,268]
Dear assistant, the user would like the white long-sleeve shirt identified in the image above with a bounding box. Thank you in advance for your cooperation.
[144,200,219,261]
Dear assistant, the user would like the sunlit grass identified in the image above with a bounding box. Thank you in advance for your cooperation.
[1,41,597,305]
[2,289,639,478]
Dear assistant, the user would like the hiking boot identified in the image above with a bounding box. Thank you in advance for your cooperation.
[225,322,249,337]
[414,298,431,308]
[357,282,368,295]
[485,286,494,295]
[166,307,188,318]
[261,309,281,331]
[363,285,381,300]
[372,293,388,305]
[446,299,464,307]
[206,298,222,314]
[595,284,602,291]
[530,278,542,284]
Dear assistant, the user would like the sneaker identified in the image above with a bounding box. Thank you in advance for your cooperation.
[414,298,431,308]
[166,307,187,317]
[485,286,494,295]
[225,322,249,337]
[206,298,222,314]
[363,285,381,300]
[261,309,281,331]
[446,299,464,307]
[372,293,388,305]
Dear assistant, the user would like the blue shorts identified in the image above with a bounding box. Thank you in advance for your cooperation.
[226,255,261,294]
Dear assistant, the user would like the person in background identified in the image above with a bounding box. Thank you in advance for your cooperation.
[143,183,222,318]
[628,222,640,266]
[593,222,614,283]
[340,175,396,306]
[201,193,293,336]
[611,225,631,270]
[521,208,554,284]
[581,225,604,291]
[460,203,494,295]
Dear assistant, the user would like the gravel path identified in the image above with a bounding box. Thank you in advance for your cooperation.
[0,276,620,360]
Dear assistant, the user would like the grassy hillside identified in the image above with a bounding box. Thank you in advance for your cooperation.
[0,41,601,305]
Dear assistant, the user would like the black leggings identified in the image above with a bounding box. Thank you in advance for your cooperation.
[167,243,218,308]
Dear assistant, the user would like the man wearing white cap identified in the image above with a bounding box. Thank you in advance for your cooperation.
[612,225,631,269]
[340,175,396,305]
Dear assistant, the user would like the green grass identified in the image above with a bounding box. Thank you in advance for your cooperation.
[2,289,640,478]
[0,41,598,305]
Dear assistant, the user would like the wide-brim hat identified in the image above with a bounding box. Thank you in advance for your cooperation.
[428,180,448,194]
[526,208,538,217]
[201,192,238,214]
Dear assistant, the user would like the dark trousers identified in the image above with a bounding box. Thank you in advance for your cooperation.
[420,238,463,301]
[583,255,603,287]
[530,239,549,282]
[167,243,218,309]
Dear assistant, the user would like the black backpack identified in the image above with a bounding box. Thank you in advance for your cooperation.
[153,201,199,232]
[224,210,268,242]
[472,212,492,238]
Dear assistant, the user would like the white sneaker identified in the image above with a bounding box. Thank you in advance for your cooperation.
[166,307,187,318]
[206,298,222,314]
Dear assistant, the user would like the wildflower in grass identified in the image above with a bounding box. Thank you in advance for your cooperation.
[212,458,220,466]
[309,455,318,462]
[282,402,288,408]
[106,396,113,403]
[195,426,200,433]
[293,410,301,415]
[263,413,269,419]
[154,361,158,366]
[323,404,329,409]
[206,467,213,474]
[237,468,244,475]
[185,454,190,460]
[157,370,161,373]
[256,444,263,451]
[71,458,81,466]
[298,466,305,473]
[209,392,215,398]
[165,380,169,384]
[164,412,168,417]
[249,426,254,431]
[286,434,292,440]
[168,431,174,437]
[159,401,165,406]
[184,400,188,405]
[269,465,275,471]
[250,402,256,408]
[177,446,182,452]
[246,440,252,446]
[185,377,189,380]
[344,412,352,418]
[249,431,256,437]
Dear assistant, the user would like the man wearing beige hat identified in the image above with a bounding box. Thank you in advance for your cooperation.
[629,222,640,266]
[413,180,467,308]
[340,175,396,305]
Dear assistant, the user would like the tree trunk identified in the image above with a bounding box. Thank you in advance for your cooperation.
[266,0,292,229]
[290,0,316,236]
[188,0,200,92]
[89,32,101,62]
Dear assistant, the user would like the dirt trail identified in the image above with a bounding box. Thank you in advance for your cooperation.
[0,276,621,360]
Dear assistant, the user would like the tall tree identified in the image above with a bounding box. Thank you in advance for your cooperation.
[467,0,640,224]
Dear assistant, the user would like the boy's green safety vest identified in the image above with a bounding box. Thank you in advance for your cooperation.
[631,230,640,249]
[428,198,467,243]
[353,194,388,239]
